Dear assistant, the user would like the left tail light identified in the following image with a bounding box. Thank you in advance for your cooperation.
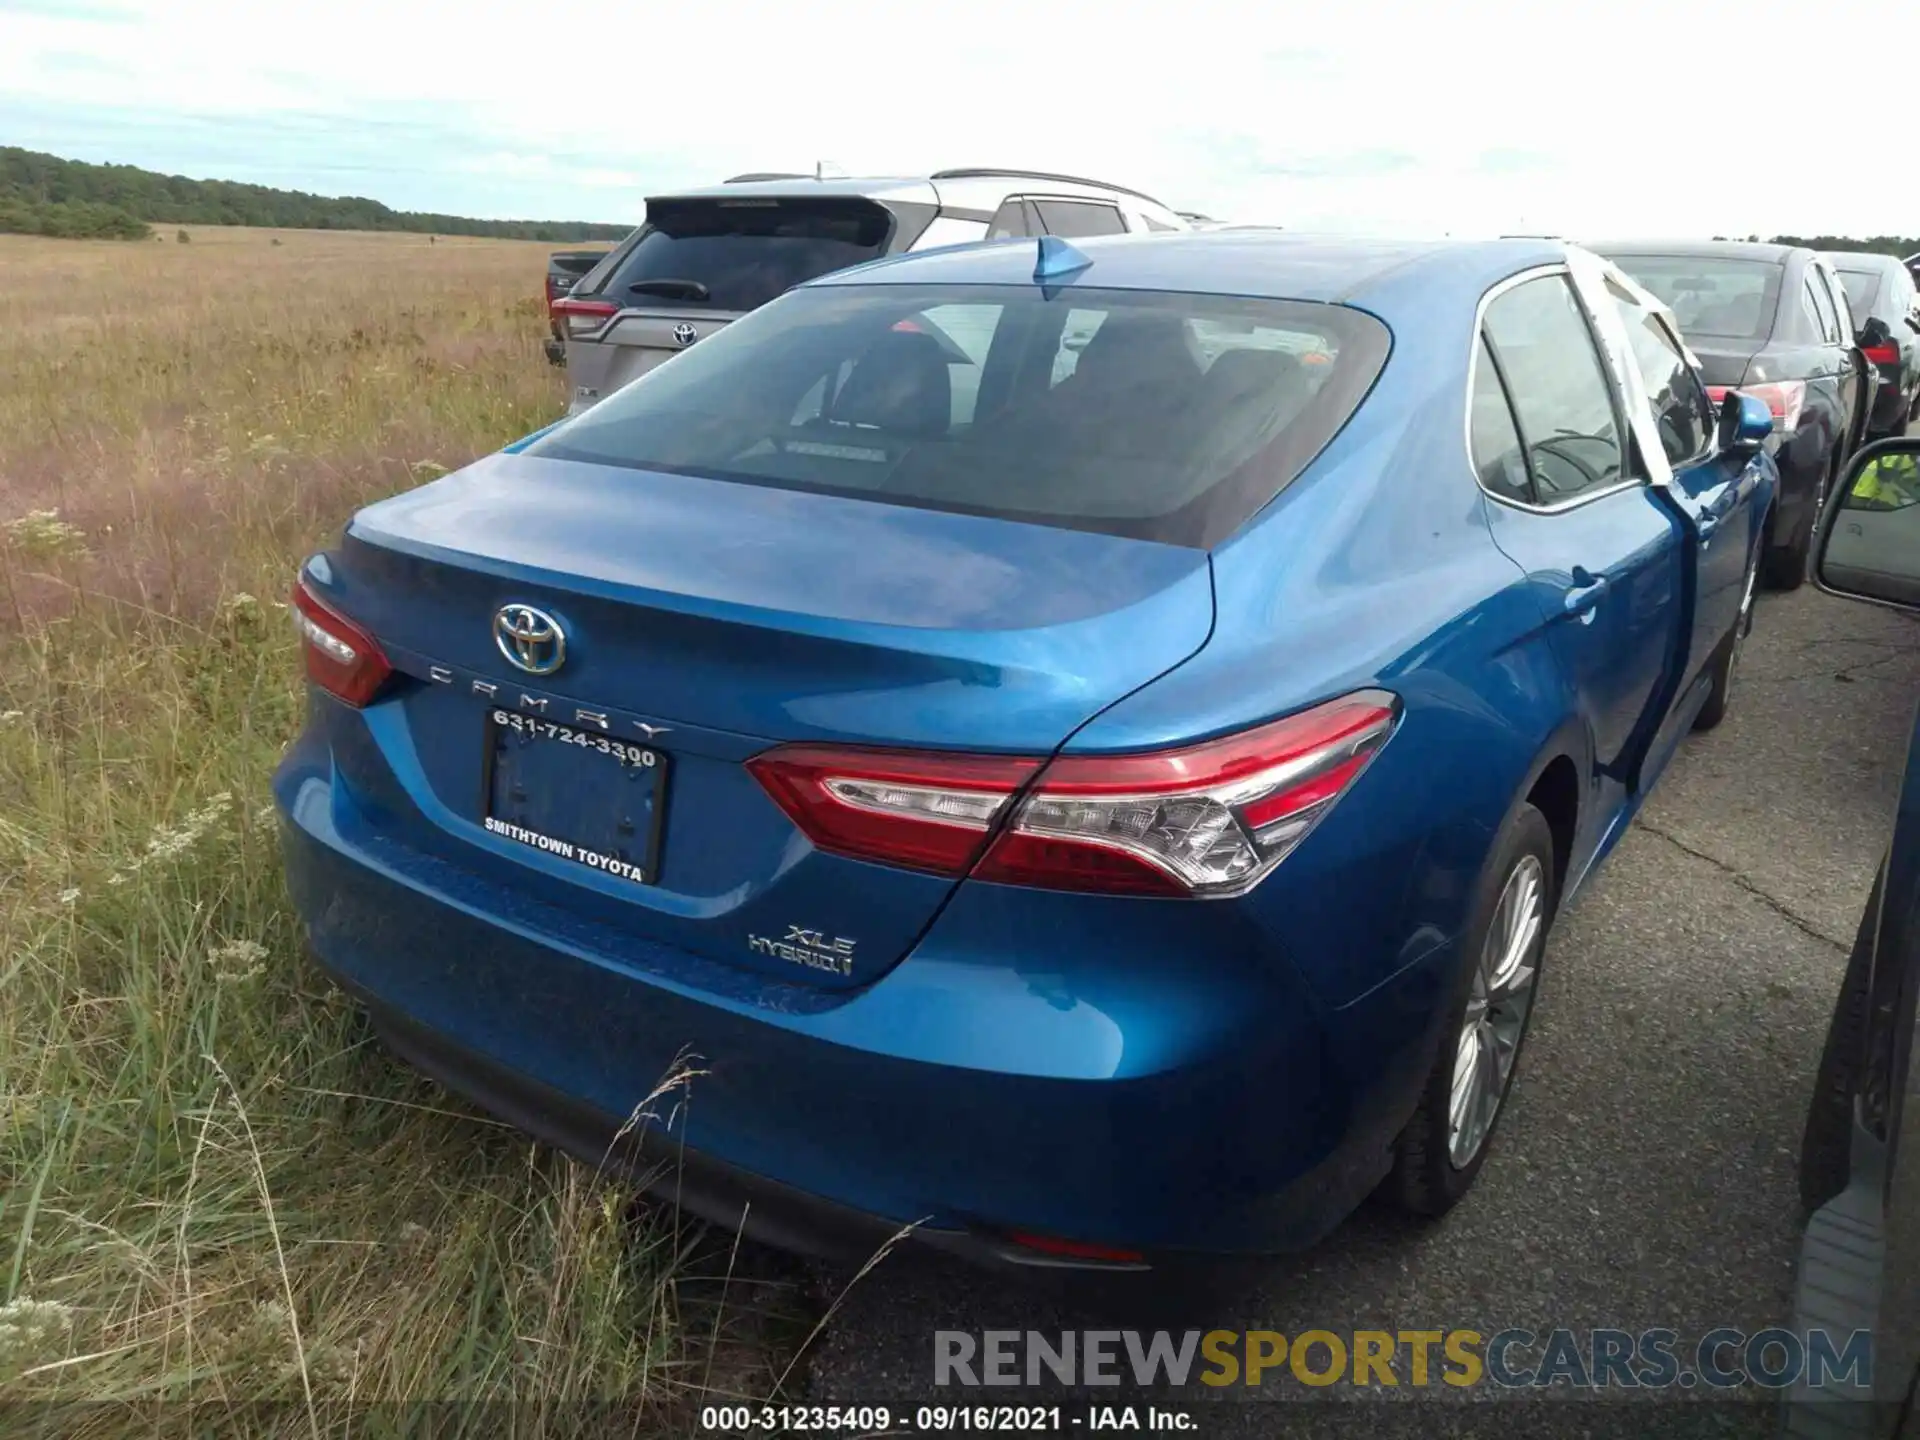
[747,690,1399,898]
[552,296,619,339]
[1863,342,1900,367]
[291,575,393,707]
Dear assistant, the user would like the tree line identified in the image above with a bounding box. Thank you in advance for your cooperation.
[0,147,632,242]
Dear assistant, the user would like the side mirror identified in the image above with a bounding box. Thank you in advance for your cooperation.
[1859,315,1893,349]
[1815,438,1920,610]
[1717,391,1773,455]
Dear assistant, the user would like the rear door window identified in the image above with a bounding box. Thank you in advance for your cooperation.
[1031,199,1128,237]
[533,283,1391,548]
[1481,274,1628,505]
[591,198,893,313]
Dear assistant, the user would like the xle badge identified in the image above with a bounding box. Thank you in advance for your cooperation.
[748,926,857,977]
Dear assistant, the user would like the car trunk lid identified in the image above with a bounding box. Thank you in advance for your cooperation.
[317,453,1215,991]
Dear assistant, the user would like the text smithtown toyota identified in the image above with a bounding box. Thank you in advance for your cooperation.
[277,230,1777,1268]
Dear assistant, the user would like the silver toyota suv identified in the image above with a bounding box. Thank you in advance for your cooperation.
[553,167,1190,415]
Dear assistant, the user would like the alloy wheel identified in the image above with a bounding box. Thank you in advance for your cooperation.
[1448,854,1545,1167]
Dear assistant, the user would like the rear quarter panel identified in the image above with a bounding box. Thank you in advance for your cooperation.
[1062,276,1585,1016]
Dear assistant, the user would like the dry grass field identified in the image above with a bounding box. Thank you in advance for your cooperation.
[0,228,800,1436]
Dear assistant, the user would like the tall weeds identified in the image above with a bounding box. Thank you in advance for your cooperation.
[0,230,787,1437]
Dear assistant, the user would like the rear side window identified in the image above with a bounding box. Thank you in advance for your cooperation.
[589,198,893,313]
[1605,254,1783,342]
[986,198,1035,240]
[532,284,1391,547]
[1032,199,1127,237]
[1480,275,1626,504]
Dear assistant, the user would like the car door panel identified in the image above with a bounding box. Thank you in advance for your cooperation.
[1483,496,1684,787]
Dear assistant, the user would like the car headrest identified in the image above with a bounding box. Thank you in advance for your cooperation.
[830,330,953,439]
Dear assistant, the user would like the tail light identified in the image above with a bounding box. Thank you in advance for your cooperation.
[291,574,392,707]
[552,296,619,339]
[1863,343,1899,367]
[748,691,1398,898]
[1705,385,1731,407]
[1738,380,1807,435]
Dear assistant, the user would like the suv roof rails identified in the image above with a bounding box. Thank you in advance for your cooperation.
[930,168,1168,210]
[724,171,812,183]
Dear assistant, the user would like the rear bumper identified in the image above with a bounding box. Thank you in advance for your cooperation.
[1866,378,1914,436]
[276,735,1446,1263]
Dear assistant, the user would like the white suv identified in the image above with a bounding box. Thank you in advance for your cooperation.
[553,168,1189,414]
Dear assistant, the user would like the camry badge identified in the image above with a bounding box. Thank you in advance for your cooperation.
[494,604,566,676]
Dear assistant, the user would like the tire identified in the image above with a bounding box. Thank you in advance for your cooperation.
[1388,803,1558,1217]
[1761,443,1841,591]
[1799,866,1883,1214]
[1692,542,1760,732]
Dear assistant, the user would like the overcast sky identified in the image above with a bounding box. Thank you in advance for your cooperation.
[2,0,1912,239]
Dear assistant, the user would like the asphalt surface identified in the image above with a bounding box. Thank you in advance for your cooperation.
[787,580,1918,1436]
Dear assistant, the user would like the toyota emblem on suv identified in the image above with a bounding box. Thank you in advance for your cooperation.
[494,604,566,676]
[672,323,698,347]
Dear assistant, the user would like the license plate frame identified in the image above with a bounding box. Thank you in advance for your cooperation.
[480,707,669,886]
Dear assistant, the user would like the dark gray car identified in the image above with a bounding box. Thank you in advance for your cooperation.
[553,169,1190,415]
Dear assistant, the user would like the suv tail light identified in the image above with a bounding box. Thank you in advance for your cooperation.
[748,691,1398,898]
[1736,380,1807,435]
[552,296,619,339]
[291,575,392,707]
[1863,342,1900,367]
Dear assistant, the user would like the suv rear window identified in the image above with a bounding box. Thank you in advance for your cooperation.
[531,284,1390,547]
[581,198,894,314]
[1601,254,1784,342]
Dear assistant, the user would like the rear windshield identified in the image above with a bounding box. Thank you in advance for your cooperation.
[1837,266,1884,317]
[530,284,1390,547]
[1601,254,1783,342]
[579,198,893,314]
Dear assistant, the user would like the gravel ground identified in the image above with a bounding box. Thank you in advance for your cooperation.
[787,580,1918,1438]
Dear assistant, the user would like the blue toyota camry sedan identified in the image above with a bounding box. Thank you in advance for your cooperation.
[278,231,1778,1268]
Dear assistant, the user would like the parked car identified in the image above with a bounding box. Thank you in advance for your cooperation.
[1593,240,1871,590]
[552,168,1190,415]
[1788,438,1920,1432]
[277,232,1776,1268]
[1825,252,1920,439]
[543,250,610,365]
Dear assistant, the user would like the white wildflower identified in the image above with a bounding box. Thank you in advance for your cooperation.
[3,509,88,560]
[138,791,235,869]
[222,592,260,617]
[106,872,128,887]
[0,1297,77,1362]
[57,887,80,905]
[210,937,269,984]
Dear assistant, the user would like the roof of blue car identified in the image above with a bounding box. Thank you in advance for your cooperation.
[810,231,1569,307]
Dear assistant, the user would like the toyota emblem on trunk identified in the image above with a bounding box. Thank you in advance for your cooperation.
[672,323,698,347]
[494,604,566,676]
